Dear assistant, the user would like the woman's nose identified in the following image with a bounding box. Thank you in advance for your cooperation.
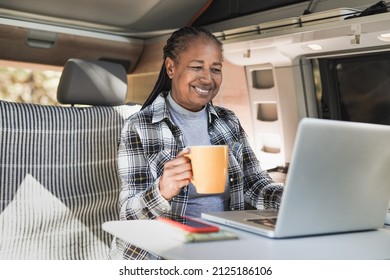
[198,69,212,83]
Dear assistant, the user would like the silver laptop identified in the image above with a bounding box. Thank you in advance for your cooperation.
[202,118,390,238]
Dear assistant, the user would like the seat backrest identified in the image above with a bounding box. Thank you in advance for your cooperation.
[0,59,140,259]
[57,58,128,106]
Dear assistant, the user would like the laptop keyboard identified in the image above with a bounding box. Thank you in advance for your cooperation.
[245,209,278,217]
[246,218,277,228]
[241,209,279,228]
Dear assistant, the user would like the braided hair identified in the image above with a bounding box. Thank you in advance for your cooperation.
[141,26,223,109]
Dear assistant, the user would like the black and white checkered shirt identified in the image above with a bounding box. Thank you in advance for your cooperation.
[113,92,283,259]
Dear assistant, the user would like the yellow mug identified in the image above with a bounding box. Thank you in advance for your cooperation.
[185,145,228,194]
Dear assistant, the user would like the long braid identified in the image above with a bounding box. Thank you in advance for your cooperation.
[141,26,222,109]
[141,63,170,109]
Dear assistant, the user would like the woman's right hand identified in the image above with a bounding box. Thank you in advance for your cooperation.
[159,148,192,200]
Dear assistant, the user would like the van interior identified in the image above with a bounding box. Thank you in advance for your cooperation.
[1,0,390,259]
[2,0,390,168]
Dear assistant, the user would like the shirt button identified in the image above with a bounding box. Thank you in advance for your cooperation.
[230,178,234,182]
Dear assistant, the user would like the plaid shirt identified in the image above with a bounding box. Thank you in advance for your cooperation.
[113,92,283,259]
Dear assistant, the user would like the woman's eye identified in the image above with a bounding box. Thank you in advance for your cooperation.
[190,66,221,73]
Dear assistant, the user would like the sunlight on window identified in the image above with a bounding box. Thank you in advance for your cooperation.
[0,61,62,105]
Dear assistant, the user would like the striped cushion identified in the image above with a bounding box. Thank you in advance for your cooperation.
[0,101,140,259]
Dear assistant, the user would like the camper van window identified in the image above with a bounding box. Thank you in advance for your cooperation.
[0,60,61,105]
[313,52,390,126]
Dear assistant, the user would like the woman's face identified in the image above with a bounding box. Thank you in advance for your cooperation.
[165,37,223,112]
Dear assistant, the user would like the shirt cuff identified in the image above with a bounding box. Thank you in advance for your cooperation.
[144,179,172,216]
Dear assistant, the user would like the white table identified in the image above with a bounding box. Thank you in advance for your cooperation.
[103,220,390,259]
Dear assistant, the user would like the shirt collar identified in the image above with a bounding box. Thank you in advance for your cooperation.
[150,92,171,124]
[207,102,220,124]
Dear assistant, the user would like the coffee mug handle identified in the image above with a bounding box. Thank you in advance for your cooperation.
[183,153,196,185]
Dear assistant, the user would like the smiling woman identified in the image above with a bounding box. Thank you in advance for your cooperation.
[112,26,283,260]
[164,32,223,112]
[1,0,389,266]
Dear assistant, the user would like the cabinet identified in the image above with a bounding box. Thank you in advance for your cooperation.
[245,65,284,169]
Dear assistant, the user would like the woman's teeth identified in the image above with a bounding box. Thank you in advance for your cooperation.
[194,87,209,94]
